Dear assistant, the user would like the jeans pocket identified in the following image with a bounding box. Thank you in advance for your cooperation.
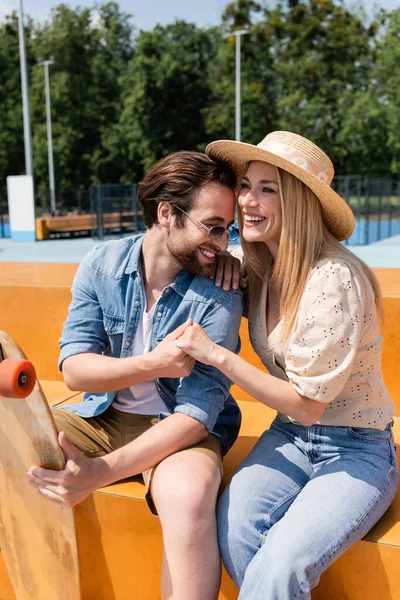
[347,426,391,443]
[347,427,398,475]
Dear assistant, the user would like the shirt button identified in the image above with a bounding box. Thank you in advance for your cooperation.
[135,301,140,307]
[125,341,131,348]
[164,288,170,294]
[157,312,162,318]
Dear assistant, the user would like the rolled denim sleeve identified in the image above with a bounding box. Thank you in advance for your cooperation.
[59,250,107,370]
[174,290,243,431]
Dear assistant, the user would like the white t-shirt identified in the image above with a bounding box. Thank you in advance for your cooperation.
[113,300,166,415]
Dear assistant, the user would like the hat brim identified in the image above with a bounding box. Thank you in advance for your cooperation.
[206,140,355,241]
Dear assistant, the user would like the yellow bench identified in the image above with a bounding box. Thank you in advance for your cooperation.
[0,386,398,600]
[0,263,399,599]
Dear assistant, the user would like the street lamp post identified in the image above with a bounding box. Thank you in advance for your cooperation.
[39,60,56,216]
[18,0,33,176]
[231,29,249,142]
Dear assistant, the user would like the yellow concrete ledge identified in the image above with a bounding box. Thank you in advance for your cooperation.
[40,380,82,406]
[1,398,398,600]
[0,264,399,599]
[1,264,400,409]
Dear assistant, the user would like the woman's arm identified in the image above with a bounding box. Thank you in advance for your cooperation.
[174,324,326,426]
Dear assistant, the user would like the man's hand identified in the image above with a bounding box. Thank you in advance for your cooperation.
[26,432,107,508]
[147,319,196,378]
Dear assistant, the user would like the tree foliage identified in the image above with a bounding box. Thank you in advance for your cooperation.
[105,20,220,181]
[0,0,398,209]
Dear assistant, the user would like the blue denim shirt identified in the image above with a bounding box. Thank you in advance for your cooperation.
[58,234,243,454]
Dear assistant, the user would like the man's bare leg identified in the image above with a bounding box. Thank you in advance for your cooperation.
[151,450,222,600]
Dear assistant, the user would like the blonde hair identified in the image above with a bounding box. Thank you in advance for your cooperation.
[239,166,383,345]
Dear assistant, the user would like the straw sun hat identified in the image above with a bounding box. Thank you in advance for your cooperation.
[206,131,355,241]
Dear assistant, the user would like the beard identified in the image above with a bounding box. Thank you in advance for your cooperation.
[166,236,214,278]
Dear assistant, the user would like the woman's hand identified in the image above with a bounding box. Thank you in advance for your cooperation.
[210,251,247,291]
[149,320,196,378]
[174,323,222,366]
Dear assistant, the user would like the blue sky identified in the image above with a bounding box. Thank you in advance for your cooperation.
[0,0,398,27]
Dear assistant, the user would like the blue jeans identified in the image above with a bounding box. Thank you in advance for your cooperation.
[218,416,399,600]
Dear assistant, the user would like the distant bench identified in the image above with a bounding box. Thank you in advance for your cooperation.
[36,212,143,240]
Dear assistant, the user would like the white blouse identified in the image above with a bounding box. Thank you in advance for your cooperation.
[246,257,395,430]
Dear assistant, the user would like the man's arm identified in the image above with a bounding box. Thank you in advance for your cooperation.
[27,412,206,508]
[60,251,193,391]
[28,288,242,506]
[63,322,194,392]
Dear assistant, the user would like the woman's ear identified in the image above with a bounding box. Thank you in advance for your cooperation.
[158,202,173,229]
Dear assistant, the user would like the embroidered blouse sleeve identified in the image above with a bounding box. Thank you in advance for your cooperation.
[284,261,367,403]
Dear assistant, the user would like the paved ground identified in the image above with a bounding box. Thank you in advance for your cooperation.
[0,234,400,268]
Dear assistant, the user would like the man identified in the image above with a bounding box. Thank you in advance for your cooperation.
[27,151,243,600]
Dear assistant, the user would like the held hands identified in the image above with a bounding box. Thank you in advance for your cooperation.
[210,251,247,292]
[149,319,196,378]
[174,323,220,367]
[26,432,107,508]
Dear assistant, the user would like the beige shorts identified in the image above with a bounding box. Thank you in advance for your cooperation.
[52,405,223,515]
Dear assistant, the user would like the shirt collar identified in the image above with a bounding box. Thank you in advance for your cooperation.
[169,270,195,297]
[124,234,145,274]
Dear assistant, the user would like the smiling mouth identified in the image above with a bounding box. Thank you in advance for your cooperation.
[244,215,266,223]
[199,247,216,260]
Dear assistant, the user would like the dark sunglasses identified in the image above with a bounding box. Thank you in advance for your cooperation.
[172,205,239,243]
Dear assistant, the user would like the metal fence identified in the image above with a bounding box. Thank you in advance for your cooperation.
[89,177,400,246]
[90,184,143,240]
[0,177,399,244]
[333,176,400,245]
[36,188,91,215]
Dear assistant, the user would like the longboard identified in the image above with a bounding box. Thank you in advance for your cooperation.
[0,329,81,599]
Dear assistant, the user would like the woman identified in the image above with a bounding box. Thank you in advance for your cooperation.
[175,131,398,599]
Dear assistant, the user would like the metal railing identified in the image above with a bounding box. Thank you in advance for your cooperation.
[90,184,143,240]
[333,176,400,245]
[36,188,91,216]
[88,177,400,246]
[2,177,399,245]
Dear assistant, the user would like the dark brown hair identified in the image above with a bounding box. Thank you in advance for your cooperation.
[138,151,237,228]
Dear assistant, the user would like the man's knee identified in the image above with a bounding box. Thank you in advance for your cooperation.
[152,452,220,530]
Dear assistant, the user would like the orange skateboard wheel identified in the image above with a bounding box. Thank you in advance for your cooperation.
[0,359,36,398]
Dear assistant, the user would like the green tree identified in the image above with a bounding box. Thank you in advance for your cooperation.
[264,0,379,174]
[0,13,35,185]
[0,0,396,197]
[222,0,262,29]
[106,21,220,180]
[30,1,133,201]
[374,8,400,174]
[205,0,277,144]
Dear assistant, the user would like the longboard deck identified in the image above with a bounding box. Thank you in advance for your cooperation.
[0,330,81,600]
